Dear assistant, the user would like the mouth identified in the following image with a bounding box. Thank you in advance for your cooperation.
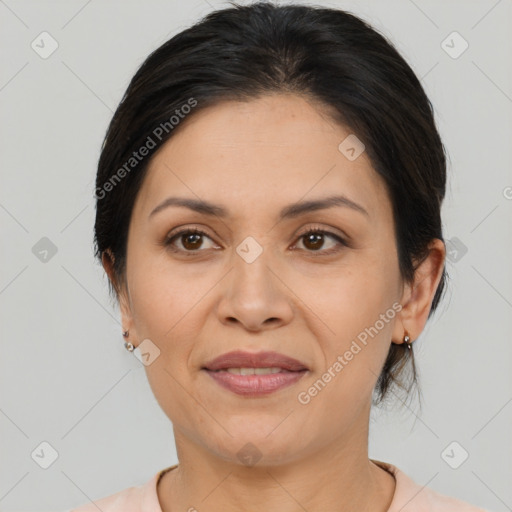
[208,367,297,375]
[202,350,309,396]
[202,350,309,372]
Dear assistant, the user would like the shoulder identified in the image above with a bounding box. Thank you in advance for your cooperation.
[67,465,177,512]
[371,459,491,512]
[68,484,144,512]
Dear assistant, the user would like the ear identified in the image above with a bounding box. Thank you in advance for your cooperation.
[102,249,138,347]
[392,238,446,345]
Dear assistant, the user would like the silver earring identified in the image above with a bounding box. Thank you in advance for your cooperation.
[404,331,412,350]
[122,330,134,351]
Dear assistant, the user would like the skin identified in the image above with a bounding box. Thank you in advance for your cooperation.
[103,93,445,512]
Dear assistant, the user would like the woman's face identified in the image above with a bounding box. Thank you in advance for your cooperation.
[110,93,436,466]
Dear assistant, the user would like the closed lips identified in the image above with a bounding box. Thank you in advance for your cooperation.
[220,367,288,375]
[202,350,309,372]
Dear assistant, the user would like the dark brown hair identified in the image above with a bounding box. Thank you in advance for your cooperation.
[93,1,448,405]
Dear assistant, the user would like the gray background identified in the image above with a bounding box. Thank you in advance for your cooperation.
[1,0,511,511]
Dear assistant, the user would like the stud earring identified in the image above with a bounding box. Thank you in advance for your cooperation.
[122,330,134,352]
[404,330,412,350]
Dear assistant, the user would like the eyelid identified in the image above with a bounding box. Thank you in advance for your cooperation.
[295,223,350,243]
[164,226,218,249]
[164,223,350,254]
[165,223,220,240]
[291,225,350,255]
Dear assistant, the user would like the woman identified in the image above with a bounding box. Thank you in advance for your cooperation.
[71,2,489,511]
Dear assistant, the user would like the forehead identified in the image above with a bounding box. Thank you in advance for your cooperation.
[134,93,389,222]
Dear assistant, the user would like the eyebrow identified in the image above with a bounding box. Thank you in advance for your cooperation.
[148,194,369,220]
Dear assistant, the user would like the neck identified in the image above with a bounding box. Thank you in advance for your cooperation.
[157,426,395,512]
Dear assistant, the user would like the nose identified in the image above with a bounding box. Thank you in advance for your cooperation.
[215,247,294,332]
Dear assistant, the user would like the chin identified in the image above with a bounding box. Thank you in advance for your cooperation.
[206,426,307,466]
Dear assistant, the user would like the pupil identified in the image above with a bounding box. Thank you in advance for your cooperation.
[184,233,201,249]
[305,233,323,250]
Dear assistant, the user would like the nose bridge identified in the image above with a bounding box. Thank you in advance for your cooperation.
[231,234,276,302]
[216,235,293,329]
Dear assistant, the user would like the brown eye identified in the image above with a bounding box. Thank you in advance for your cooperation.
[303,231,325,251]
[165,228,217,252]
[181,232,203,250]
[295,228,347,254]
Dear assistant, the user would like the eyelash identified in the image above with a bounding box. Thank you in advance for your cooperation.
[163,226,348,256]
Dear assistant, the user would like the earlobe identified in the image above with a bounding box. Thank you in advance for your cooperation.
[393,239,446,344]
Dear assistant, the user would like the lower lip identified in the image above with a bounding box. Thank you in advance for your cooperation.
[203,369,307,396]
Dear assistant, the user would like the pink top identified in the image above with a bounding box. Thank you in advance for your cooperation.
[68,460,490,512]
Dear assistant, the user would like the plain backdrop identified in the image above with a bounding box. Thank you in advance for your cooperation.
[0,1,511,511]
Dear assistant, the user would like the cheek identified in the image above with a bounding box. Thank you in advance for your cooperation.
[301,253,399,338]
[127,249,203,338]
[299,250,400,389]
[127,254,217,387]
[131,263,204,418]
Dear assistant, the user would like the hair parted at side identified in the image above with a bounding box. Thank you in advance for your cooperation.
[93,1,448,405]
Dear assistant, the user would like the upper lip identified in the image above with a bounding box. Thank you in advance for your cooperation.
[202,350,309,372]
